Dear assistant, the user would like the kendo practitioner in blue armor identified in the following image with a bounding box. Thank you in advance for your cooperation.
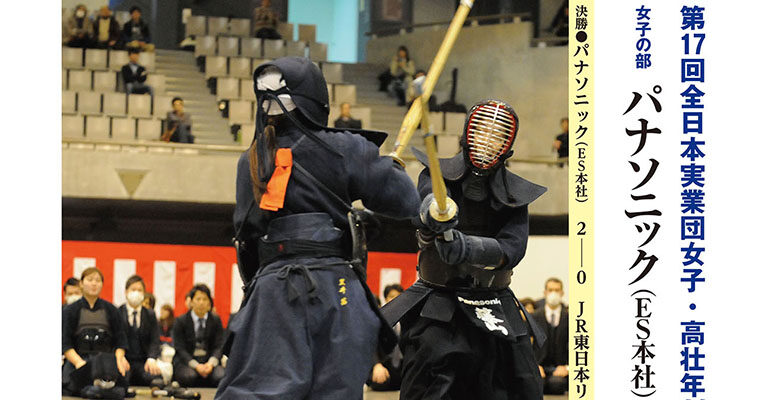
[215,56,420,399]
[382,99,548,399]
[62,267,130,399]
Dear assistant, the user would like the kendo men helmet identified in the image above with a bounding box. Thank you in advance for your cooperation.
[461,99,519,176]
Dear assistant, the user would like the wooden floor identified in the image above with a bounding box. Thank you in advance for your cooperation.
[64,387,569,399]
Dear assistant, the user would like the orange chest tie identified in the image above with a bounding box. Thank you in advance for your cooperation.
[259,148,293,211]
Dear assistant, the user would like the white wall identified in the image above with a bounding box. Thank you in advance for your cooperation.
[510,235,568,303]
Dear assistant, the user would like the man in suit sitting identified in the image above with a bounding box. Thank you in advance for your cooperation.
[121,48,153,96]
[119,275,163,386]
[532,277,569,395]
[333,102,362,129]
[172,284,225,387]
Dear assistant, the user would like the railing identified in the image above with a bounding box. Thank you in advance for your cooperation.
[367,12,532,37]
[62,138,568,166]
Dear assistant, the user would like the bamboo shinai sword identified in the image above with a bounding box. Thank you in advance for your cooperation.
[389,0,475,230]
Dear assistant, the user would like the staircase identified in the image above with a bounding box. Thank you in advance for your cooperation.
[155,49,233,145]
[341,63,424,154]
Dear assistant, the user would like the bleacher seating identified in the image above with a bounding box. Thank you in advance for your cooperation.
[228,100,254,125]
[263,39,286,59]
[218,36,240,57]
[228,57,251,79]
[186,15,207,36]
[285,41,307,58]
[298,24,317,43]
[278,23,294,41]
[85,49,109,70]
[240,38,263,58]
[229,18,251,37]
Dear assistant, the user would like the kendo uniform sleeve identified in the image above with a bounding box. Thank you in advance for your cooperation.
[104,300,129,351]
[62,302,80,354]
[493,205,529,269]
[233,151,268,281]
[346,134,419,218]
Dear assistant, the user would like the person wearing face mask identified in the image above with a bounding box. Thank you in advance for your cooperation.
[531,277,569,395]
[117,275,163,387]
[62,268,130,397]
[63,277,83,307]
[63,4,94,48]
[172,284,225,387]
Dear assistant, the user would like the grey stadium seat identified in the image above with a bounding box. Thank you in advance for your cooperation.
[85,49,109,70]
[146,74,166,94]
[208,17,229,36]
[298,24,317,43]
[63,47,84,69]
[62,91,77,115]
[228,57,251,79]
[186,16,207,36]
[252,58,272,71]
[109,50,129,71]
[217,77,240,100]
[93,71,117,92]
[333,84,356,105]
[278,23,294,42]
[240,38,262,58]
[138,52,155,72]
[137,118,162,140]
[111,117,136,140]
[309,42,327,62]
[103,93,127,116]
[62,115,85,138]
[77,91,102,115]
[321,63,342,83]
[195,36,217,57]
[68,70,92,91]
[205,56,228,78]
[85,115,110,139]
[153,95,174,118]
[128,94,153,118]
[229,18,250,37]
[229,100,253,124]
[218,36,240,57]
[286,41,307,58]
[263,39,285,59]
[444,112,466,136]
[240,78,255,101]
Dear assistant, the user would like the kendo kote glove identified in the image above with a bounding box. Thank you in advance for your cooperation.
[418,194,458,234]
[434,230,505,268]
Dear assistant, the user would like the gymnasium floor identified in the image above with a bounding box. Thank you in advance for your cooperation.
[63,388,569,399]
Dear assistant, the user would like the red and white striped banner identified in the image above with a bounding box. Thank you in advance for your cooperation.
[62,241,418,325]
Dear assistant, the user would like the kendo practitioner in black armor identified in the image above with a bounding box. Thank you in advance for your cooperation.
[382,99,547,399]
[62,267,130,398]
[215,56,420,399]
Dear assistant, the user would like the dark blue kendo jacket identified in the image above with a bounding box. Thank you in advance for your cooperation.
[234,122,420,278]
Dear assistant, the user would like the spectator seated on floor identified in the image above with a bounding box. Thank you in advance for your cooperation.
[62,267,129,398]
[334,102,362,129]
[143,291,156,310]
[118,275,163,387]
[368,284,405,392]
[159,304,175,345]
[520,297,536,314]
[93,5,120,49]
[162,97,194,143]
[172,284,226,387]
[253,0,282,39]
[532,277,569,395]
[122,6,154,52]
[63,4,93,48]
[122,48,154,96]
[63,277,82,306]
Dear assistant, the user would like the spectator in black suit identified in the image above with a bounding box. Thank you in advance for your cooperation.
[93,6,120,49]
[63,277,82,306]
[553,117,569,159]
[334,102,363,129]
[122,48,153,96]
[172,284,225,387]
[122,6,154,52]
[532,277,569,395]
[118,275,163,387]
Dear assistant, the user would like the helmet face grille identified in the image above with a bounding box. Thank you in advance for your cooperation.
[465,101,517,171]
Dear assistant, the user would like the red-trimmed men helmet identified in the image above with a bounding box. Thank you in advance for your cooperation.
[461,99,518,176]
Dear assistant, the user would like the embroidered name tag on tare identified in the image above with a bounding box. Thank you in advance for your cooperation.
[457,296,510,338]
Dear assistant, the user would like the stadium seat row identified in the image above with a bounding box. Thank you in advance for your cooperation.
[62,69,165,93]
[186,16,315,42]
[62,91,175,119]
[63,47,156,72]
[62,114,162,141]
[194,36,327,62]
